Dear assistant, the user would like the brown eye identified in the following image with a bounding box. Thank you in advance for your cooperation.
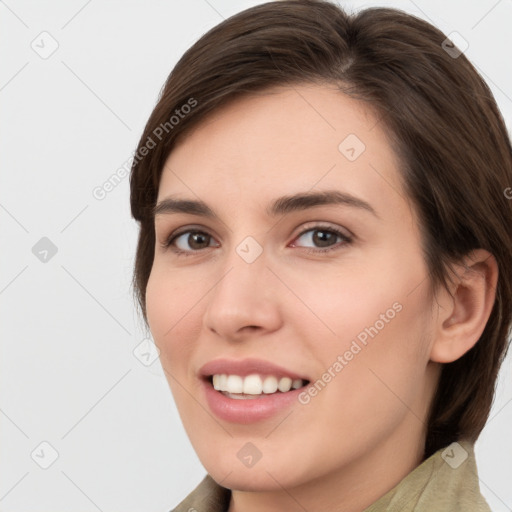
[185,232,211,250]
[311,230,338,247]
[163,229,219,255]
[292,226,351,252]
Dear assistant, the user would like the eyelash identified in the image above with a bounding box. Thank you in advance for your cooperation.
[161,224,353,257]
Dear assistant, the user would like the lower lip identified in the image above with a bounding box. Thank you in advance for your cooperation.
[201,379,306,424]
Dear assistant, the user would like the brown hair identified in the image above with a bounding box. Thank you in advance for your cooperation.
[129,0,512,458]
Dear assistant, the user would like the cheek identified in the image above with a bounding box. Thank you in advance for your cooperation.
[145,267,199,373]
[279,259,403,346]
[287,250,432,393]
[145,269,169,340]
[328,284,433,426]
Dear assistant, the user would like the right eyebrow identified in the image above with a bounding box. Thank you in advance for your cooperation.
[153,198,216,218]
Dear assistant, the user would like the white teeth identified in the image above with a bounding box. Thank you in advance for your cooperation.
[211,374,307,395]
[262,376,278,394]
[226,375,243,393]
[278,377,292,392]
[292,378,303,389]
[243,374,262,394]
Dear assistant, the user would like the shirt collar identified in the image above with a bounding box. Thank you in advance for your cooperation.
[170,439,490,512]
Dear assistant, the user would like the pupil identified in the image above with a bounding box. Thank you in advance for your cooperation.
[313,230,334,247]
[190,233,208,249]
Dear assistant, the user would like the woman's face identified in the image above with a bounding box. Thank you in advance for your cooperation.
[146,84,441,492]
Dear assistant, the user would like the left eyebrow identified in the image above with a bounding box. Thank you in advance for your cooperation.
[153,189,379,220]
[267,190,379,218]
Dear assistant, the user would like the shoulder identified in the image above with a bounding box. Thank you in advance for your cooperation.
[364,439,491,511]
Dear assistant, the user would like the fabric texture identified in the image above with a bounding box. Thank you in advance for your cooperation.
[169,439,491,512]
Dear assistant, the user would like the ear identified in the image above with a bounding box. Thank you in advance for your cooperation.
[429,249,498,363]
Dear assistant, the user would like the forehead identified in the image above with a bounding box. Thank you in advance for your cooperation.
[158,84,411,223]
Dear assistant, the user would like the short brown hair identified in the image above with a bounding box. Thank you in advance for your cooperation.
[129,0,512,458]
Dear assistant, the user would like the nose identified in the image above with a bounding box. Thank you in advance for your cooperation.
[202,244,283,341]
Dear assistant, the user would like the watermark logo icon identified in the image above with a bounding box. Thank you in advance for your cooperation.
[236,236,263,264]
[338,134,366,161]
[32,237,58,263]
[133,338,160,366]
[441,441,468,469]
[31,31,59,60]
[31,441,59,469]
[237,442,262,468]
[441,32,469,59]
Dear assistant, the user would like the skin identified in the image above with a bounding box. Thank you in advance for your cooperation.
[145,83,498,512]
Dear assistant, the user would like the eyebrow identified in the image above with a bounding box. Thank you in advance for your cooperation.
[153,190,379,219]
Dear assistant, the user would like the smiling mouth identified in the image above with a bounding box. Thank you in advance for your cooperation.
[206,374,310,398]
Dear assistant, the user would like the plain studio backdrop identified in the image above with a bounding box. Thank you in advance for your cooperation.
[1,0,511,510]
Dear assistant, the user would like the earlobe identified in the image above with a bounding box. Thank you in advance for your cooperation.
[429,249,498,364]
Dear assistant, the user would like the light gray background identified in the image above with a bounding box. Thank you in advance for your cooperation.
[1,0,511,510]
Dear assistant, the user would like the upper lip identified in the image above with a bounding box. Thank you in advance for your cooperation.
[199,358,310,382]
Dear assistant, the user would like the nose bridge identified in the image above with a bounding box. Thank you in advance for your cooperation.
[203,234,282,336]
[212,235,270,308]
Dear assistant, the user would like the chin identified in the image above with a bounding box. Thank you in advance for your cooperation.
[201,452,312,493]
[208,468,292,492]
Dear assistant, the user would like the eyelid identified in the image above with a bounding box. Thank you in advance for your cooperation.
[159,223,216,242]
[291,220,353,241]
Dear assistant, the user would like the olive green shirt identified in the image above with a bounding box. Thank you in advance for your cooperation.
[170,439,491,511]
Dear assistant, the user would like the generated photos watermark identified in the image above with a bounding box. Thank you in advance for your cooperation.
[92,97,198,201]
[298,301,403,405]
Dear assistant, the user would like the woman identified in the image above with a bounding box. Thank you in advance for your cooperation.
[129,1,512,510]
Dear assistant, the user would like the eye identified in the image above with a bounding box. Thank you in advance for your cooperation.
[161,224,352,257]
[290,225,352,253]
[163,229,218,256]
